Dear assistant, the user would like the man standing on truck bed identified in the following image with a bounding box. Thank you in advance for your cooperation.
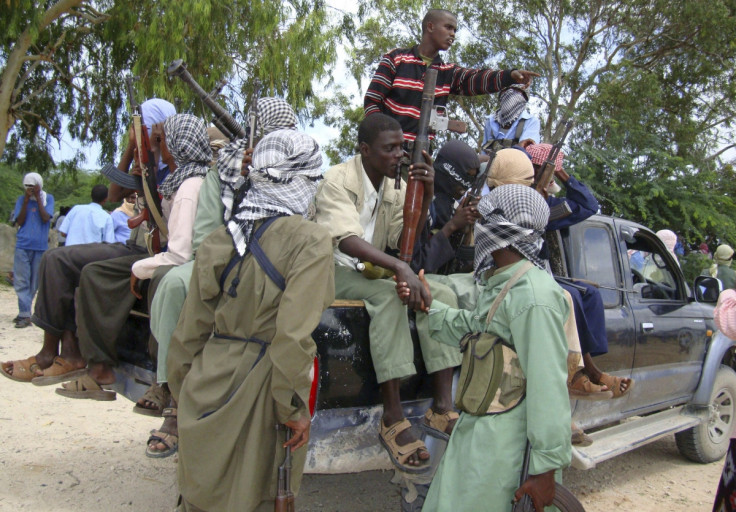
[314,113,463,473]
[364,9,539,144]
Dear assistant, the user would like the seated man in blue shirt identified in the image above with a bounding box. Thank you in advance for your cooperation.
[482,84,540,150]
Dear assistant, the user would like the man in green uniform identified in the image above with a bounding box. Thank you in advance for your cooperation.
[405,184,572,511]
[314,113,462,473]
[703,244,736,291]
[167,128,334,512]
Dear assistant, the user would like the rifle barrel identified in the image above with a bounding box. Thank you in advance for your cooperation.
[167,59,246,140]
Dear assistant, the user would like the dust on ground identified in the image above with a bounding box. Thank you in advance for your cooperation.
[0,285,724,511]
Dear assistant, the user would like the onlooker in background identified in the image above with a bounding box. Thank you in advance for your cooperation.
[656,229,680,266]
[11,173,54,328]
[53,206,71,246]
[703,244,736,291]
[58,185,115,246]
[110,192,137,243]
[700,242,712,258]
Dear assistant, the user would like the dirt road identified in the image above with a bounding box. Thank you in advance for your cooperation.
[0,285,724,511]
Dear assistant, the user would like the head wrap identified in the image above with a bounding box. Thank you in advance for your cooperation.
[526,143,565,172]
[218,98,298,211]
[715,289,736,339]
[254,97,298,137]
[711,244,735,278]
[473,183,550,281]
[495,85,528,128]
[140,99,176,129]
[23,172,47,206]
[700,243,710,255]
[140,99,177,171]
[225,129,323,256]
[157,114,212,199]
[486,148,535,189]
[433,140,480,193]
[656,229,677,254]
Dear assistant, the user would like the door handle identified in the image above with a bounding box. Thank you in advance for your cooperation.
[641,322,654,333]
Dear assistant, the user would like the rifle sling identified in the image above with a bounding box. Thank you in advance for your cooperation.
[133,114,169,239]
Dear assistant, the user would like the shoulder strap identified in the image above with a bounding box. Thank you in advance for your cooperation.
[219,216,286,296]
[249,217,286,291]
[484,260,534,324]
[513,118,526,143]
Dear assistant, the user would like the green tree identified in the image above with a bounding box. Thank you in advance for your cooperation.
[324,0,736,242]
[1,0,342,171]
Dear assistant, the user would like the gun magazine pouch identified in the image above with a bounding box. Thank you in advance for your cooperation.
[454,261,533,416]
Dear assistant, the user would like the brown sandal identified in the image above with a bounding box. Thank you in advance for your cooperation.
[133,383,169,417]
[146,407,178,458]
[422,408,459,440]
[598,372,635,398]
[568,370,613,400]
[55,375,116,401]
[0,356,42,382]
[31,356,88,386]
[378,418,430,474]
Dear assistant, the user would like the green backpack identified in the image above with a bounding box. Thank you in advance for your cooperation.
[455,261,532,416]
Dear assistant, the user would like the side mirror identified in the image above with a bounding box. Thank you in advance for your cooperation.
[694,275,722,304]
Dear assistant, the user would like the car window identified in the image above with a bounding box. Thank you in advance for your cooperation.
[626,234,682,301]
[575,225,620,307]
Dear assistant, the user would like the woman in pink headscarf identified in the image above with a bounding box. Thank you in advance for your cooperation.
[656,229,679,266]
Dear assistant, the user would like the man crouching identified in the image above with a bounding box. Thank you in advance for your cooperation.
[167,128,335,512]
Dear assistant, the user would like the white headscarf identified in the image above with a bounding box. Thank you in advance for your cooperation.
[23,173,47,206]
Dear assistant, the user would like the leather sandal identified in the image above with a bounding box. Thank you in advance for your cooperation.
[598,372,635,398]
[378,418,430,474]
[31,356,88,386]
[133,383,169,417]
[1,356,42,382]
[421,408,459,441]
[568,370,613,400]
[146,407,178,458]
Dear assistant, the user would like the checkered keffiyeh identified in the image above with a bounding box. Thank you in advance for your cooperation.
[253,97,298,137]
[495,85,528,127]
[526,143,565,172]
[157,114,212,199]
[225,129,323,256]
[218,98,299,221]
[473,184,550,281]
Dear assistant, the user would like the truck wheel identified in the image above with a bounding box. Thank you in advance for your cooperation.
[400,482,585,511]
[676,365,736,463]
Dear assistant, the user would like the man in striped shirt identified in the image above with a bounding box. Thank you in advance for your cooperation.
[364,9,539,144]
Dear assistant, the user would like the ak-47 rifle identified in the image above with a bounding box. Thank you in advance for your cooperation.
[398,68,438,263]
[125,75,166,254]
[274,425,295,512]
[440,148,498,274]
[167,59,246,141]
[511,441,534,512]
[533,120,573,217]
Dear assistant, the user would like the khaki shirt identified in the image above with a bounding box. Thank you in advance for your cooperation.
[315,154,405,253]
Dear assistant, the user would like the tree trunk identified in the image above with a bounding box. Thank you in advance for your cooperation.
[0,0,84,158]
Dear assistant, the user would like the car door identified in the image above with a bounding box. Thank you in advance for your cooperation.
[622,226,708,412]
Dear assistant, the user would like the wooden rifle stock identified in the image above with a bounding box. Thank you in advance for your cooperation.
[274,426,295,512]
[167,59,246,141]
[534,120,573,195]
[398,68,438,263]
[126,76,165,253]
[127,208,147,229]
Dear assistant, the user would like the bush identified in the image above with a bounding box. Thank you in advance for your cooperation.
[681,252,712,283]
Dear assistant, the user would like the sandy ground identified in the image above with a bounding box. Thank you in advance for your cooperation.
[0,283,726,511]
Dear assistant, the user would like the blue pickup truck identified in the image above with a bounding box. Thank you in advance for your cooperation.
[114,214,732,483]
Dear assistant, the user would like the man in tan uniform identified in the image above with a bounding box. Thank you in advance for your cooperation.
[314,113,461,473]
[167,128,334,512]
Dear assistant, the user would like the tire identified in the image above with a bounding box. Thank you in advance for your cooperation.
[676,365,736,463]
[553,483,586,512]
[400,482,585,511]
